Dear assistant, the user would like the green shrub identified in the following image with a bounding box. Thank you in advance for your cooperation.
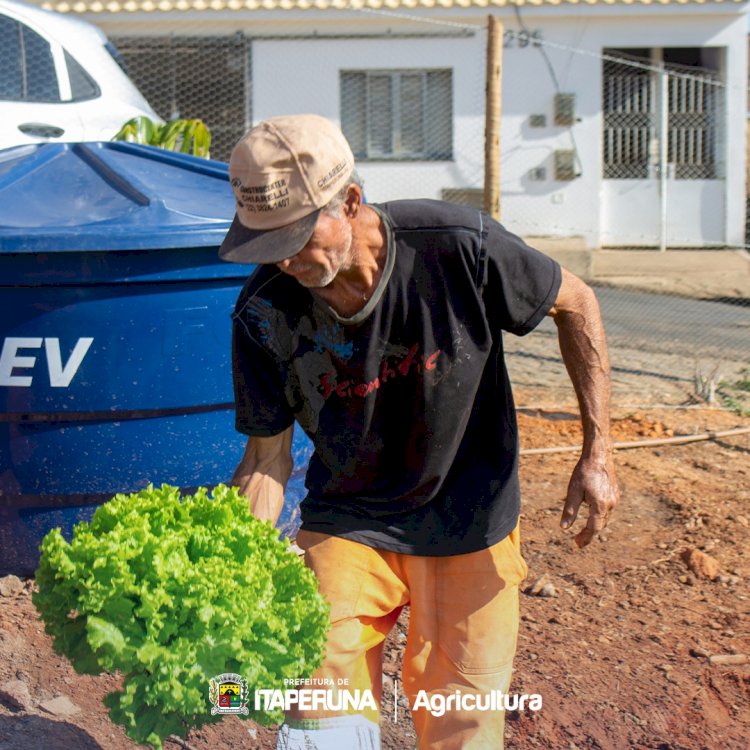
[113,116,211,158]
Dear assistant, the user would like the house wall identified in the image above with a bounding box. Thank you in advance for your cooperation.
[252,34,484,205]
[88,4,748,248]
[249,19,609,245]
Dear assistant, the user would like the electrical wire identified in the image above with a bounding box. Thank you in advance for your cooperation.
[346,1,747,97]
[511,2,583,175]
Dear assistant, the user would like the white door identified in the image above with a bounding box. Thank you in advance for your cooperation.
[601,49,725,248]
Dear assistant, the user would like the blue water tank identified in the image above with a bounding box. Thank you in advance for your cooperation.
[0,141,311,575]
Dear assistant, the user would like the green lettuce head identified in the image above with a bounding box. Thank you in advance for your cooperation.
[33,484,329,749]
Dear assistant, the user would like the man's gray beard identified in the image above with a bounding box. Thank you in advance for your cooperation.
[296,267,338,289]
[301,224,354,289]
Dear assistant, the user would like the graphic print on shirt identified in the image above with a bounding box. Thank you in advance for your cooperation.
[242,296,453,437]
[312,322,354,361]
[242,296,293,361]
[316,340,442,402]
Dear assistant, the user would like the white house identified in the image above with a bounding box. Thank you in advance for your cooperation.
[36,0,749,249]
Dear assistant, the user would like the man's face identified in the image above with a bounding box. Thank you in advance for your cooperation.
[275,210,353,289]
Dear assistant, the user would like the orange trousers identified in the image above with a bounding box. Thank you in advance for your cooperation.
[289,526,528,750]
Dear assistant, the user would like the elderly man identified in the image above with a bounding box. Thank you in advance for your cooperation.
[220,114,619,750]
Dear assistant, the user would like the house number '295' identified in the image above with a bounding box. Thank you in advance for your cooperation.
[504,29,543,48]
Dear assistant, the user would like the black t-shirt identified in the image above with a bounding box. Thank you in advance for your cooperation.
[231,199,561,555]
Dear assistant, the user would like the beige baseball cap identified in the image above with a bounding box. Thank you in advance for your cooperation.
[219,114,355,264]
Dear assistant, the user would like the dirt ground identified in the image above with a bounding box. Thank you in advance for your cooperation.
[1,391,748,750]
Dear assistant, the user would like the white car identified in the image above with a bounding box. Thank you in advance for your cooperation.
[0,0,160,149]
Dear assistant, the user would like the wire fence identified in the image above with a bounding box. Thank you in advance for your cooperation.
[109,33,250,162]
[11,3,750,411]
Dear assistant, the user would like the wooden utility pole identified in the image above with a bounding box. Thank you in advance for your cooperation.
[484,15,503,221]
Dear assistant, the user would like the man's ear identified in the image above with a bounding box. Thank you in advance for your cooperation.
[343,185,362,218]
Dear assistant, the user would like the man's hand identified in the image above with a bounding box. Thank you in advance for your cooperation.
[561,454,620,548]
[231,426,294,524]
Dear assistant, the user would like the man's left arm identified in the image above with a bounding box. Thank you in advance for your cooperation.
[547,267,620,548]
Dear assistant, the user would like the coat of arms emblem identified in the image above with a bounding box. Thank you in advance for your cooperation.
[209,672,250,715]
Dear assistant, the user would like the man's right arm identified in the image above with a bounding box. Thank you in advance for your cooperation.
[230,425,294,524]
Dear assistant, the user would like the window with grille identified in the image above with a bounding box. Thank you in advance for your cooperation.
[602,48,722,180]
[110,35,250,162]
[340,69,452,161]
[602,51,652,179]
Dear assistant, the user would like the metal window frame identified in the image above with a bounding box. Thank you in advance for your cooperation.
[345,67,450,162]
